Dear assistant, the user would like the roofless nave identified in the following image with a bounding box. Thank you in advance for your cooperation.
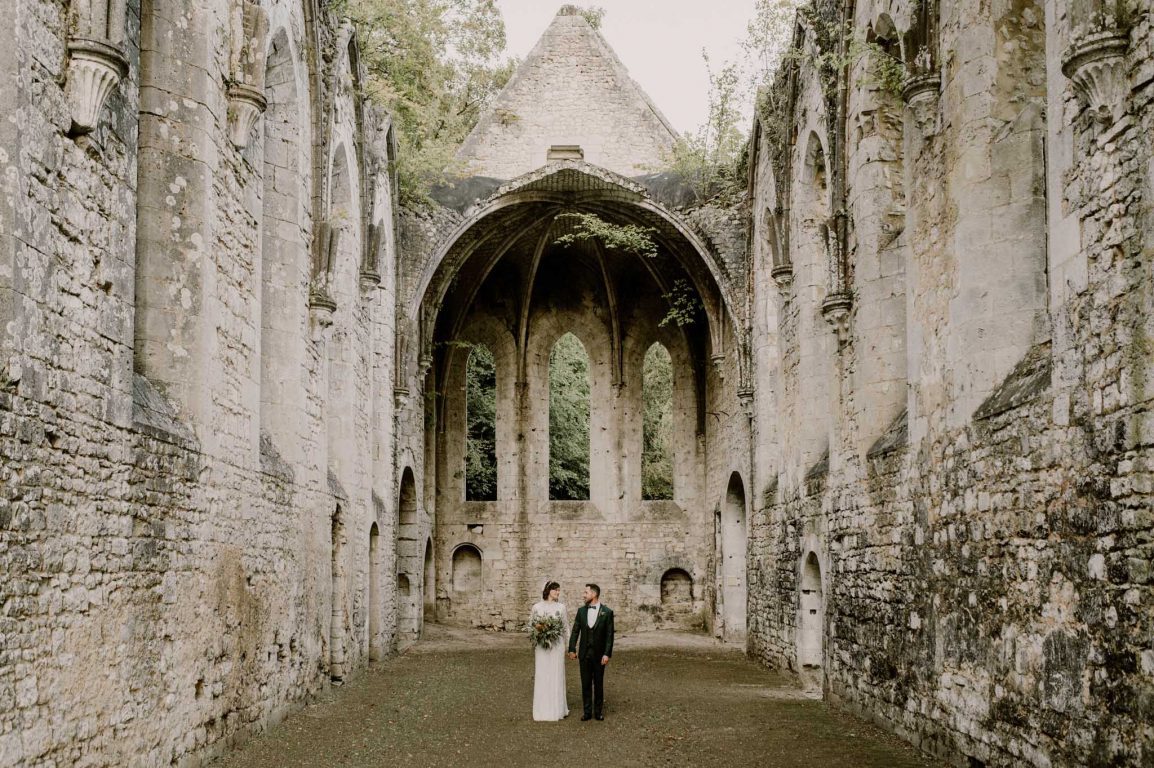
[1,1,1151,766]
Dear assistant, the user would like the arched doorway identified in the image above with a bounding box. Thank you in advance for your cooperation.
[660,568,693,627]
[422,538,436,631]
[720,472,748,640]
[798,551,824,691]
[368,522,382,661]
[397,468,420,643]
[330,506,346,681]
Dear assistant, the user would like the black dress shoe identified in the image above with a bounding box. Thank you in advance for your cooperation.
[581,714,592,721]
[595,714,604,721]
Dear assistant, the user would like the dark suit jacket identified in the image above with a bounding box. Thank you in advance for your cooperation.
[568,603,614,659]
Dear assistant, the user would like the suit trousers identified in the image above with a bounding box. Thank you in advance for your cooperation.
[578,656,605,716]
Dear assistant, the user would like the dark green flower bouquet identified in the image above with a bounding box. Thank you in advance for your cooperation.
[526,612,565,650]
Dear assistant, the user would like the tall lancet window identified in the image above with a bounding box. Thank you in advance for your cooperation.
[642,342,674,500]
[465,344,497,500]
[549,333,590,500]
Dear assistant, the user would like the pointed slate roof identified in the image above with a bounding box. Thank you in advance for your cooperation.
[455,5,679,180]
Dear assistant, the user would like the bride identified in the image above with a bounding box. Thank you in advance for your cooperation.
[531,580,569,721]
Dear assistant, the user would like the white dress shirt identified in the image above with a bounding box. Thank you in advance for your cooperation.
[586,603,600,628]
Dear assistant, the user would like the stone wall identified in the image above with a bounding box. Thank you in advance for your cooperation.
[747,0,1153,765]
[453,5,678,180]
[0,0,400,765]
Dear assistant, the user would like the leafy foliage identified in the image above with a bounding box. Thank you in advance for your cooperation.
[743,0,806,92]
[661,53,747,204]
[549,333,591,501]
[642,344,674,500]
[465,344,497,500]
[524,612,565,649]
[578,5,606,29]
[341,0,516,205]
[554,212,658,258]
[861,39,907,96]
[659,279,703,328]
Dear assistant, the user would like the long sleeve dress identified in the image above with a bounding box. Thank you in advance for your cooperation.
[530,600,569,721]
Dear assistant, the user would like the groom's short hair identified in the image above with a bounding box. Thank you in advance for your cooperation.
[586,583,600,597]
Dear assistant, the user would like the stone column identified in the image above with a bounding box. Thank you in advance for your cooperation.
[134,0,219,441]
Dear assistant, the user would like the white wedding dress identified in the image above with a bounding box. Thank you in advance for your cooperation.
[531,600,569,721]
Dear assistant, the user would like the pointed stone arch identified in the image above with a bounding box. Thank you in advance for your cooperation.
[422,537,436,630]
[548,332,591,501]
[258,26,308,457]
[718,472,748,640]
[464,343,498,501]
[409,163,744,375]
[329,505,347,681]
[798,550,825,692]
[368,521,383,661]
[396,467,421,643]
[641,342,674,500]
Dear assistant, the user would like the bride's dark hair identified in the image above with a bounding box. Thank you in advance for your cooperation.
[542,581,560,600]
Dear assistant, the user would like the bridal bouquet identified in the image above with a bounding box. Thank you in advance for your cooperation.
[525,612,565,650]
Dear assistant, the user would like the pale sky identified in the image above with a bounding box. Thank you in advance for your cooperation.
[493,0,758,135]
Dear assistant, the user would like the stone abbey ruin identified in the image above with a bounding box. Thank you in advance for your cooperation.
[1,0,1152,765]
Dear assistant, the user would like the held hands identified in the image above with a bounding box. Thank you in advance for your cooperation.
[568,652,577,660]
[601,655,609,666]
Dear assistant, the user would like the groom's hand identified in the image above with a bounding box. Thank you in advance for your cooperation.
[568,652,577,660]
[601,655,609,666]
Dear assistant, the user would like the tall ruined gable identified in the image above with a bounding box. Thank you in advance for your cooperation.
[454,5,679,179]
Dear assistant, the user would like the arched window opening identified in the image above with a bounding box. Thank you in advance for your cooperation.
[720,472,748,638]
[660,568,693,608]
[642,342,674,500]
[804,132,828,193]
[368,522,382,661]
[549,333,590,500]
[423,539,436,625]
[798,552,824,674]
[465,344,497,500]
[399,467,417,527]
[451,545,483,593]
[259,28,302,442]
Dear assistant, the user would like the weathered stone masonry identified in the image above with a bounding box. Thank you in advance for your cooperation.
[748,0,1153,765]
[2,0,399,764]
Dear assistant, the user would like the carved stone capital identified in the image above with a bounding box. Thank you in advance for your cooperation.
[821,292,853,344]
[770,264,794,295]
[309,287,336,326]
[1062,30,1130,126]
[901,73,941,137]
[66,38,129,135]
[737,386,755,418]
[417,354,434,379]
[359,269,382,291]
[227,82,267,147]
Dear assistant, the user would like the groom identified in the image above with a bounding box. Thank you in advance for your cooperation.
[567,583,614,721]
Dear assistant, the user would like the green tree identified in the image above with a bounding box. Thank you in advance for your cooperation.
[642,343,674,500]
[549,333,590,500]
[663,52,746,203]
[465,344,497,500]
[343,0,516,204]
[743,0,806,89]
